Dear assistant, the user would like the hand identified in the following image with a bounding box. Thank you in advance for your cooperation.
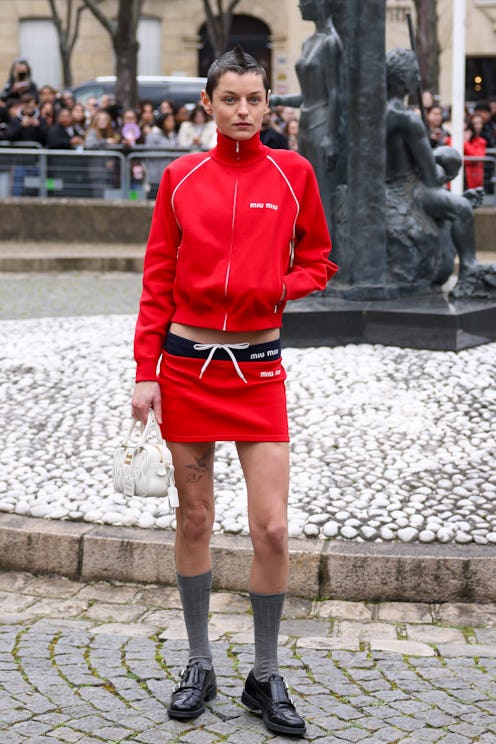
[132,381,162,425]
[321,135,337,170]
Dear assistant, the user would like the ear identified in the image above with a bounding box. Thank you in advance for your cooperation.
[265,89,271,114]
[201,90,213,116]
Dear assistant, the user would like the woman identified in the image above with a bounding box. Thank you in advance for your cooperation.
[84,110,120,198]
[145,113,179,198]
[84,110,120,148]
[39,100,55,129]
[177,103,216,149]
[464,113,487,190]
[71,102,88,135]
[2,58,38,102]
[132,46,337,737]
[427,105,451,149]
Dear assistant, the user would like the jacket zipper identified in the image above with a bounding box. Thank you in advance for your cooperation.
[223,140,240,331]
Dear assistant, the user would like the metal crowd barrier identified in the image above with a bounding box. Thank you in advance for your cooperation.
[0,147,188,200]
[1,146,496,204]
[462,154,496,205]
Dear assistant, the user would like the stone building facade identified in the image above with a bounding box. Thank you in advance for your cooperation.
[0,0,495,105]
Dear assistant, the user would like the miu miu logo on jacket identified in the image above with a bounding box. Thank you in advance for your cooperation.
[249,202,279,211]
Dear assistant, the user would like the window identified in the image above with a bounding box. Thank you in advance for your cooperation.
[20,19,61,89]
[466,57,496,102]
[138,17,162,76]
[198,15,271,84]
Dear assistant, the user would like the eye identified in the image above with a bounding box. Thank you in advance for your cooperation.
[224,96,236,104]
[249,97,262,104]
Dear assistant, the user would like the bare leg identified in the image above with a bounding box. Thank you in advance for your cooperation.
[236,441,289,594]
[167,441,215,576]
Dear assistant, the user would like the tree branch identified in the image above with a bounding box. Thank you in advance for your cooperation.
[82,0,114,37]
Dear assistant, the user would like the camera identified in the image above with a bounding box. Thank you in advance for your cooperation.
[18,72,27,81]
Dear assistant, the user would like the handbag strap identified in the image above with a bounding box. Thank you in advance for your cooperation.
[122,409,163,447]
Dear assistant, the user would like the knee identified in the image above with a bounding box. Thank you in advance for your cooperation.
[178,504,213,543]
[252,518,288,556]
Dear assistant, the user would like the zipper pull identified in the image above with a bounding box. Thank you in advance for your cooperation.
[235,141,240,159]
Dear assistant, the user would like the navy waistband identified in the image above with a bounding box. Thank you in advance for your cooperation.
[165,332,281,362]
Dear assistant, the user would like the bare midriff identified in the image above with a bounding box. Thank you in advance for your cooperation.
[170,322,280,345]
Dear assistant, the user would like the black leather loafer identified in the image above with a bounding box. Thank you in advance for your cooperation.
[241,670,306,736]
[167,662,217,720]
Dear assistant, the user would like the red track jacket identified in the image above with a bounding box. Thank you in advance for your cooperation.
[134,131,337,381]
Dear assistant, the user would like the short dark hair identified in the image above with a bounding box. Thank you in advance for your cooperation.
[474,101,491,113]
[205,45,269,99]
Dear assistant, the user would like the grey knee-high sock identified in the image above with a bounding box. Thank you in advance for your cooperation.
[176,570,213,670]
[250,591,285,682]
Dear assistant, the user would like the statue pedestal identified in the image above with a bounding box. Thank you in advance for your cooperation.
[281,293,496,351]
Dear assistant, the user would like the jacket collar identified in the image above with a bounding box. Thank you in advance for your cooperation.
[210,130,269,165]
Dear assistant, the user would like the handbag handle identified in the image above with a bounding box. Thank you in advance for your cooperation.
[122,409,163,448]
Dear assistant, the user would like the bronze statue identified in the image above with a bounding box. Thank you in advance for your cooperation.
[270,0,343,229]
[386,48,496,298]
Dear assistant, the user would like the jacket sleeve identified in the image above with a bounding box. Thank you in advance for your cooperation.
[283,161,338,301]
[134,167,181,381]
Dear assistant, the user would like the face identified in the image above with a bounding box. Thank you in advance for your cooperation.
[428,107,443,128]
[471,114,483,135]
[299,0,322,22]
[87,98,99,113]
[96,111,110,129]
[201,71,269,141]
[123,110,137,123]
[163,114,175,132]
[58,109,72,127]
[72,103,85,120]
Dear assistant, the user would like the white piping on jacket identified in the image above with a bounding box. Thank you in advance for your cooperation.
[171,156,211,231]
[266,155,300,267]
[222,140,240,331]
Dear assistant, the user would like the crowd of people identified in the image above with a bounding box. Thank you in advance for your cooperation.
[2,57,496,195]
[0,57,300,154]
[0,57,302,198]
[422,89,496,191]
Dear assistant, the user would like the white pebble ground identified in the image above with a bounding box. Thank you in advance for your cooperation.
[0,314,495,544]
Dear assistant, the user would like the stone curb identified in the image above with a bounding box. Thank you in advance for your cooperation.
[1,513,496,601]
[0,241,145,272]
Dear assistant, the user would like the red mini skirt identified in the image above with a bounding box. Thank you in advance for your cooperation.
[158,333,289,442]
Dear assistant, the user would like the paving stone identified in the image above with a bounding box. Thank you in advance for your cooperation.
[370,639,435,656]
[404,624,466,643]
[438,643,496,657]
[83,602,146,623]
[375,601,434,623]
[314,600,372,621]
[24,576,83,598]
[437,602,496,627]
[333,620,398,641]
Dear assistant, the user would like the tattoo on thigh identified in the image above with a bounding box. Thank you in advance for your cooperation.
[185,444,215,483]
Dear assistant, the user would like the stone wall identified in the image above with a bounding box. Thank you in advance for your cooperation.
[0,198,154,244]
[0,198,494,251]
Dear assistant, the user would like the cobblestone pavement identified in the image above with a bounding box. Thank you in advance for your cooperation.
[0,571,496,743]
[0,271,142,320]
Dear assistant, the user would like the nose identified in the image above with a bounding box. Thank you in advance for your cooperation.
[237,98,249,117]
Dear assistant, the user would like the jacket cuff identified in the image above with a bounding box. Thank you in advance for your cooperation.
[135,359,159,382]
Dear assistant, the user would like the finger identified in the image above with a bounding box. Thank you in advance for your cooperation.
[153,396,162,425]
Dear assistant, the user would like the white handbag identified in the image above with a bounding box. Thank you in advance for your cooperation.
[112,410,179,507]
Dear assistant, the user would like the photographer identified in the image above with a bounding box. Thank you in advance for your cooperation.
[1,58,38,103]
[6,93,47,145]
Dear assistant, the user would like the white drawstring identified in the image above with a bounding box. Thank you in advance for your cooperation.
[193,342,250,383]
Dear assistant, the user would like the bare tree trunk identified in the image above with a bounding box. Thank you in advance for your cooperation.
[47,0,87,88]
[202,0,242,58]
[83,0,143,110]
[414,0,440,94]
